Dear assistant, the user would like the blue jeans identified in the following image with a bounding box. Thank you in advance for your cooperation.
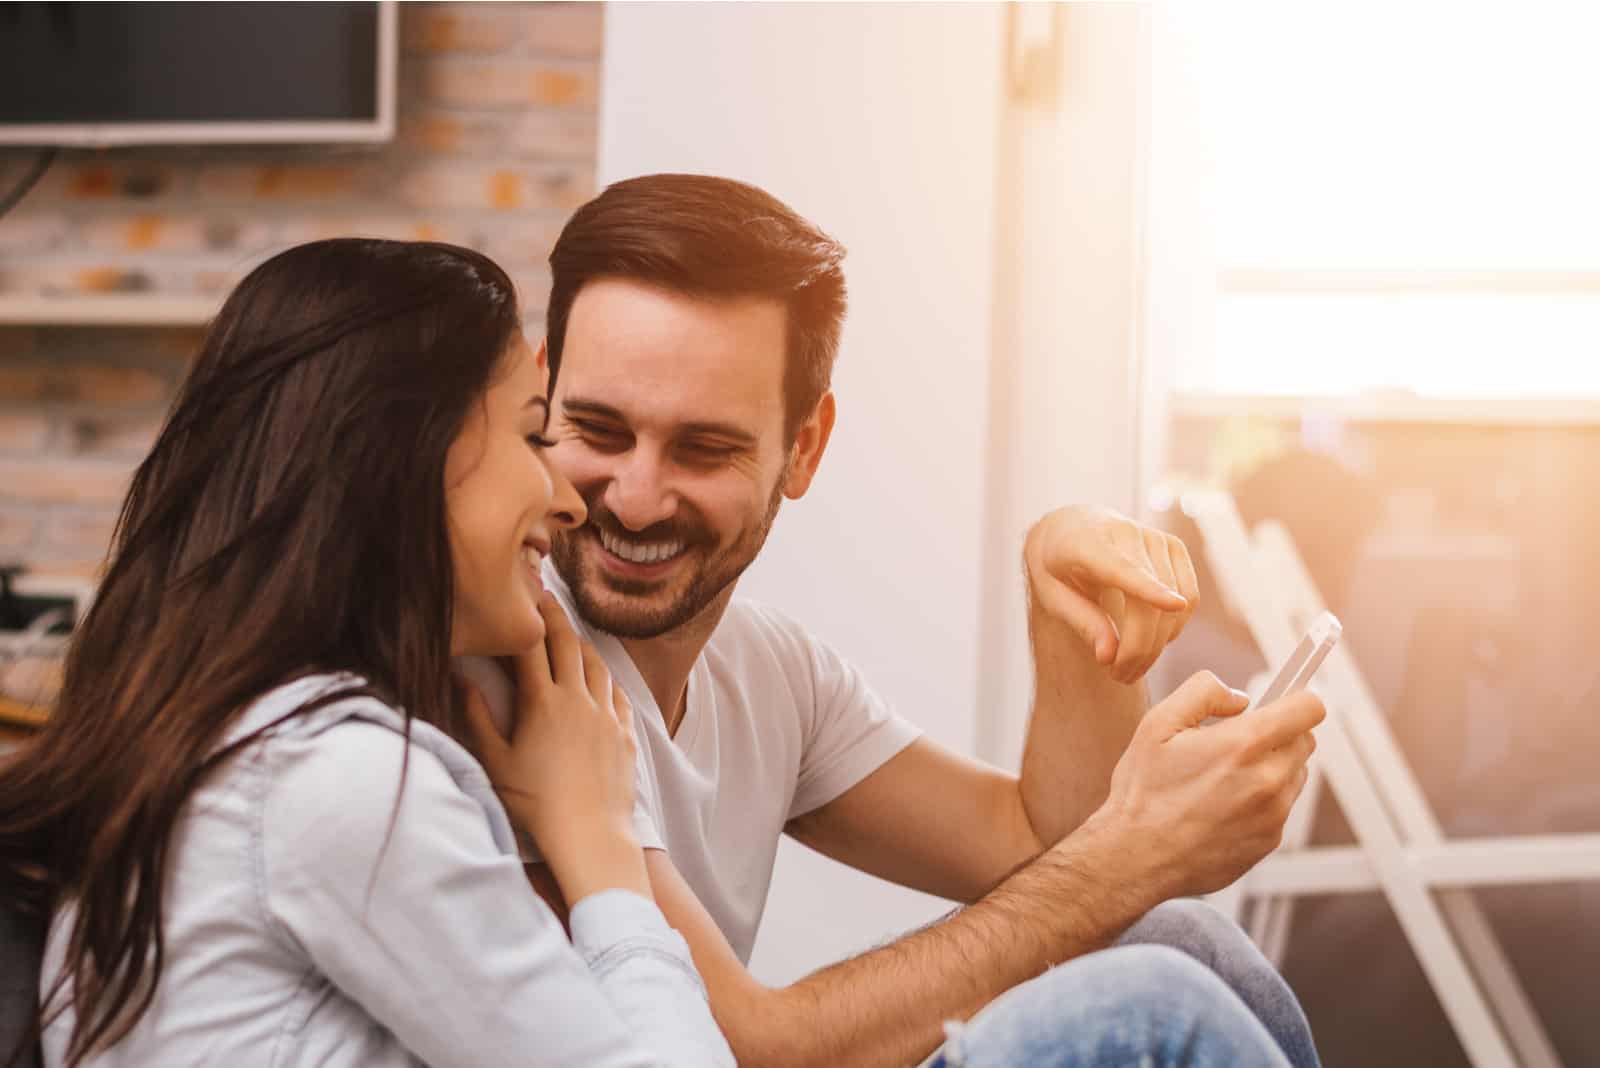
[926,900,1320,1068]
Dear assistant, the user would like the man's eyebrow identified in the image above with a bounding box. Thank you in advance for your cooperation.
[563,397,758,446]
[561,397,623,421]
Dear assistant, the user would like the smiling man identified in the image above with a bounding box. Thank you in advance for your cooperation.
[502,174,1324,1068]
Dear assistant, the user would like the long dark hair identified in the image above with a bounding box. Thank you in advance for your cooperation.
[0,238,526,1065]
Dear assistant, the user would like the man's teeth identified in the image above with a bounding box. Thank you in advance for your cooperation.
[599,528,686,564]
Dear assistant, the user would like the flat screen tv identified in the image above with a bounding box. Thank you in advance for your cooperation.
[0,2,396,146]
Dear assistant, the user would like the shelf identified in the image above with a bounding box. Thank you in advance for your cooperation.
[0,294,219,327]
[0,696,48,729]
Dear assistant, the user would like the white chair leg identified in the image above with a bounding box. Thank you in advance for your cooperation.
[1180,491,1573,1066]
[1314,712,1518,1067]
[1440,890,1564,1068]
[1250,761,1327,965]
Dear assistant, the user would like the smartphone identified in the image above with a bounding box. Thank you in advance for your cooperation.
[1252,611,1342,708]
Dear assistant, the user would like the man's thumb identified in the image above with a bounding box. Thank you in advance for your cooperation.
[1150,671,1250,736]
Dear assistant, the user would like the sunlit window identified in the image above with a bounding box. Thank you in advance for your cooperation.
[1177,2,1600,397]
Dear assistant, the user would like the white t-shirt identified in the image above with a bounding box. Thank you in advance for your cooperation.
[460,564,922,963]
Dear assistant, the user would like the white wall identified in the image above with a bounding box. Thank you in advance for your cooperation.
[599,1,1006,984]
[599,1,1158,985]
[973,5,1156,767]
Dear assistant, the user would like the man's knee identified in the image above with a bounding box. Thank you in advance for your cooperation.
[1116,898,1316,1068]
[1028,944,1234,1020]
[945,946,1273,1068]
[1119,897,1257,968]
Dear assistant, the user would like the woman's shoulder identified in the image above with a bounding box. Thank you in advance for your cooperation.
[240,674,521,863]
[225,671,402,748]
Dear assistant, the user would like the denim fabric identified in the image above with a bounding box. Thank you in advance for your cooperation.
[927,900,1319,1068]
[1115,899,1320,1068]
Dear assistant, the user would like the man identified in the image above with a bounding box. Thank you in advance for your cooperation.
[494,174,1324,1067]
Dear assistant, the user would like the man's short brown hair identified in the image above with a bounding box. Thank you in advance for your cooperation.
[546,174,848,441]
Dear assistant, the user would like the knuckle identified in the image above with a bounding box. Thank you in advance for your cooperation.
[1219,741,1249,772]
[1274,785,1298,822]
[1245,720,1274,751]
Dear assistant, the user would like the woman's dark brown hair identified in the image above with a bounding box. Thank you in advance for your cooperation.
[0,238,526,1065]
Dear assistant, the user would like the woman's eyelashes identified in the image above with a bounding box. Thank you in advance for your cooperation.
[525,432,558,449]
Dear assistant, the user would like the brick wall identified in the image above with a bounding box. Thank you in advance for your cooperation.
[0,2,604,581]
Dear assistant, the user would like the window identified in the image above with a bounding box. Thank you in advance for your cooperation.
[1178,2,1600,398]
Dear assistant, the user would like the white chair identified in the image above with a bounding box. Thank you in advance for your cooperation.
[1181,487,1600,1068]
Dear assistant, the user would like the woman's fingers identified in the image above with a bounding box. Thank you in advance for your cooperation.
[539,594,585,687]
[612,682,634,735]
[612,683,637,765]
[580,640,611,704]
[459,680,506,768]
[513,624,553,700]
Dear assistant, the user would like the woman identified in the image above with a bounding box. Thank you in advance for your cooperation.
[0,240,734,1067]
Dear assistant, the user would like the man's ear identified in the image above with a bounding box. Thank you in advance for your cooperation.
[783,391,836,500]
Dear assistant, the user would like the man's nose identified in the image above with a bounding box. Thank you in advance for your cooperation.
[604,447,678,531]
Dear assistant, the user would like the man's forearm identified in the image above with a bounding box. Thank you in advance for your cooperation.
[737,815,1164,1068]
[1017,595,1147,848]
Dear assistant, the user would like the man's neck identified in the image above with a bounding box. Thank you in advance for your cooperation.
[619,586,736,738]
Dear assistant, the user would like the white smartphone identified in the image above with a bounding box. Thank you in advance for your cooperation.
[1252,611,1342,708]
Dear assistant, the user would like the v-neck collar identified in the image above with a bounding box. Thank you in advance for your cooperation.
[544,563,707,750]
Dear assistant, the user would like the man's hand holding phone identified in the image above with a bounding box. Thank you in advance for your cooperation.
[1076,615,1339,900]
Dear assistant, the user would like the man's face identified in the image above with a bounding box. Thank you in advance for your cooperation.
[546,278,795,639]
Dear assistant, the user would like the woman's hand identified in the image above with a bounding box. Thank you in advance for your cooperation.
[462,593,649,905]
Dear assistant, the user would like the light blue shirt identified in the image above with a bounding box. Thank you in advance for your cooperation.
[40,674,734,1068]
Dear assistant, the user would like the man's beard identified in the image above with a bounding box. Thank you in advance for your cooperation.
[551,477,785,640]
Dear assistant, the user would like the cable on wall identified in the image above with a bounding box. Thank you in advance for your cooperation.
[0,148,60,220]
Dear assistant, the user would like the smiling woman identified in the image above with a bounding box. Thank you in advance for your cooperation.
[0,239,732,1068]
[444,336,586,657]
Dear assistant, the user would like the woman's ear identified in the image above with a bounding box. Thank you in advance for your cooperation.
[783,392,836,500]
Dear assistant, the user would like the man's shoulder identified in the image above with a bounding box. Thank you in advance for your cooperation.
[713,595,822,658]
[708,596,868,700]
[694,597,830,702]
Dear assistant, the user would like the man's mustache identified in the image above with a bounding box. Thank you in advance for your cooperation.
[577,504,711,548]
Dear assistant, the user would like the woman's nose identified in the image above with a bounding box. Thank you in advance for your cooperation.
[546,461,587,529]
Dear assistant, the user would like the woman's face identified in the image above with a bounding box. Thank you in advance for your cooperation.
[445,334,585,656]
